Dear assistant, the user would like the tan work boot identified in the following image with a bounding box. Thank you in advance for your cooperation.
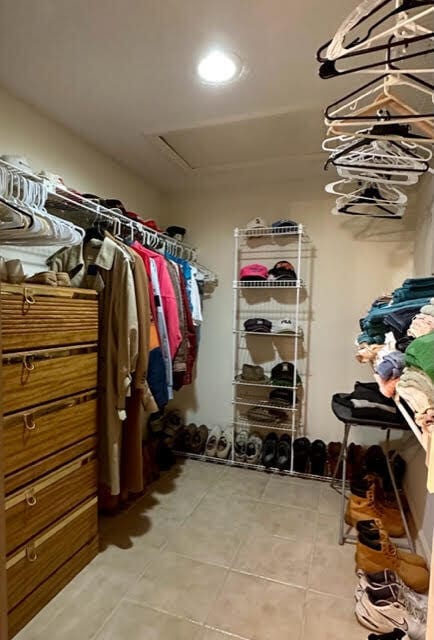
[356,526,429,593]
[345,477,405,537]
[357,518,427,569]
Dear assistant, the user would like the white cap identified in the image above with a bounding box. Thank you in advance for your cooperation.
[246,217,268,237]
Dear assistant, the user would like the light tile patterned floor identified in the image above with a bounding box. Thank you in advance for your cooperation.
[15,460,367,640]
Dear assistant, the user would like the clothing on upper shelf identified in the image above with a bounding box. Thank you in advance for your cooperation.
[407,313,434,338]
[373,373,398,399]
[359,298,431,345]
[392,277,434,304]
[375,351,405,381]
[420,299,434,317]
[397,367,434,416]
[405,332,434,381]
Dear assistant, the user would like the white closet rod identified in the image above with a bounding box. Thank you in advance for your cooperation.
[0,158,217,282]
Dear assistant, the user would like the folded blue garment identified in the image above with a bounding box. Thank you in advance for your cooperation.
[393,288,434,303]
[376,351,405,381]
[402,277,434,288]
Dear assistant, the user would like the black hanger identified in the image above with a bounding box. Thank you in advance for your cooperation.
[83,219,106,243]
[317,0,434,63]
[319,38,434,79]
[338,197,403,218]
[324,72,434,123]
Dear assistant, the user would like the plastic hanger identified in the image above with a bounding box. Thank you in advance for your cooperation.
[325,178,408,204]
[317,0,434,62]
[336,164,421,184]
[332,197,406,218]
[324,72,434,126]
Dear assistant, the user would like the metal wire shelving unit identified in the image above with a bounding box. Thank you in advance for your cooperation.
[228,224,308,473]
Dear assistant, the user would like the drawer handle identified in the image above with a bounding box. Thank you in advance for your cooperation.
[26,546,38,562]
[23,414,36,431]
[25,492,37,507]
[23,289,36,305]
[21,356,35,385]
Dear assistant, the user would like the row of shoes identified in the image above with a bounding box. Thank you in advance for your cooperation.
[355,569,427,640]
[0,257,71,287]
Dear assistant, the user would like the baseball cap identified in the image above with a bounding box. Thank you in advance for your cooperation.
[240,264,268,281]
[244,318,272,333]
[272,219,299,232]
[271,362,302,387]
[268,261,297,281]
[276,318,298,334]
[246,217,268,237]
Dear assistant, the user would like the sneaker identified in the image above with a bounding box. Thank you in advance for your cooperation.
[355,585,426,640]
[356,569,428,613]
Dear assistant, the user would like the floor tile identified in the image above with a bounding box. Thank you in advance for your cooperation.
[309,543,358,598]
[16,563,136,640]
[315,513,342,546]
[101,508,183,551]
[262,476,321,510]
[319,485,343,516]
[189,494,260,529]
[206,571,304,640]
[95,600,203,639]
[207,469,268,499]
[127,550,227,623]
[254,502,318,541]
[165,517,246,567]
[135,483,207,519]
[232,533,313,587]
[301,591,366,640]
[93,533,156,578]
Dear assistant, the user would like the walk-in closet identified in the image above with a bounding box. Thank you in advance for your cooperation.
[0,1,433,639]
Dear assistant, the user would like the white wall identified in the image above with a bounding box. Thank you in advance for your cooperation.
[164,182,415,444]
[0,87,162,272]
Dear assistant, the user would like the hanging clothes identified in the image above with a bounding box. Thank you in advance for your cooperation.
[48,236,139,495]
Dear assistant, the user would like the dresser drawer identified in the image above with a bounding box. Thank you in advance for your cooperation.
[2,349,98,414]
[3,395,97,478]
[7,498,98,611]
[6,455,97,555]
[1,285,98,352]
[8,536,99,639]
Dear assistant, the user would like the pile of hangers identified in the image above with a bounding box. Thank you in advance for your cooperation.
[0,163,84,245]
[317,0,434,220]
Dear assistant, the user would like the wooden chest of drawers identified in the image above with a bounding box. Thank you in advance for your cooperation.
[1,284,99,638]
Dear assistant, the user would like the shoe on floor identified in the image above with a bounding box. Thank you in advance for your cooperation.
[310,439,326,476]
[190,425,208,454]
[345,477,405,537]
[356,520,427,569]
[293,437,310,473]
[355,584,426,640]
[234,428,249,462]
[356,569,428,614]
[216,426,232,459]
[246,432,263,465]
[205,425,222,457]
[328,441,343,478]
[262,432,278,468]
[356,525,429,593]
[276,434,291,470]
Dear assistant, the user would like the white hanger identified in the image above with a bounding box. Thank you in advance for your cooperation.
[325,178,408,205]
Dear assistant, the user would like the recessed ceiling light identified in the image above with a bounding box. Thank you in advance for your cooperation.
[197,50,243,85]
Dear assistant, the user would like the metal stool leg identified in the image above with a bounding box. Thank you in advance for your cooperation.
[384,429,415,553]
[335,423,351,545]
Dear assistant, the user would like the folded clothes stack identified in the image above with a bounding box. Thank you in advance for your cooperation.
[359,298,431,345]
[334,382,407,424]
[392,277,434,304]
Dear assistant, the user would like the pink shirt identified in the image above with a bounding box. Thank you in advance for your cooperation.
[132,242,182,359]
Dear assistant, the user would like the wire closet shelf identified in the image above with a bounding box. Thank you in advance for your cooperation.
[0,158,217,282]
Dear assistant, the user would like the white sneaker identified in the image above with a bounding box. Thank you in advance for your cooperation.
[355,585,426,640]
[355,569,428,613]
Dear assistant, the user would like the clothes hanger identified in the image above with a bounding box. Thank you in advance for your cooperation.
[317,0,434,62]
[324,72,434,126]
[332,197,406,218]
[336,164,422,184]
[322,129,433,159]
[325,178,408,204]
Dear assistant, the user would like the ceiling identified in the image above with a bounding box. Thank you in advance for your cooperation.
[0,0,357,192]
